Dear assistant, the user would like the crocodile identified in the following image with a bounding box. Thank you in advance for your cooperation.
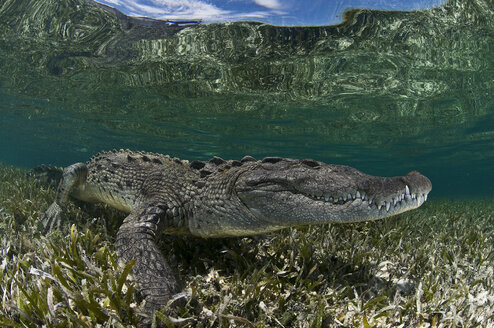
[42,149,432,319]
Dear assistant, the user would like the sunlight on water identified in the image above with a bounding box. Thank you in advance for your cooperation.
[0,0,493,199]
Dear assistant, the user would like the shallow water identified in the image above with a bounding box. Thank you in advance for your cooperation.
[0,0,493,199]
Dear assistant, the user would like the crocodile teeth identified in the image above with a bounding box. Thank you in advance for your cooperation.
[309,189,429,212]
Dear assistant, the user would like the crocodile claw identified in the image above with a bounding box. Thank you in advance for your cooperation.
[42,202,64,232]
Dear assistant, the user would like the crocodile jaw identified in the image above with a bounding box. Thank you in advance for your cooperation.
[235,160,432,226]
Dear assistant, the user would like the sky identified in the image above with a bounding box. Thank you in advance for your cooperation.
[95,0,446,26]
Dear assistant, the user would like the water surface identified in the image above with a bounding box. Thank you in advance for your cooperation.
[0,0,493,199]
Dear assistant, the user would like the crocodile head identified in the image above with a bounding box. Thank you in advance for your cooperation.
[188,157,431,237]
[234,158,432,226]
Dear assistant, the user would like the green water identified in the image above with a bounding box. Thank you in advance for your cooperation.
[0,0,493,199]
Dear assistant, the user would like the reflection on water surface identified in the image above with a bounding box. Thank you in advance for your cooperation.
[0,0,493,199]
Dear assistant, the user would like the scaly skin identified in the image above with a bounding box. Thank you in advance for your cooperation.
[42,149,432,319]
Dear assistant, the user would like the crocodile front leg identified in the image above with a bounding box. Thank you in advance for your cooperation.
[115,203,180,319]
[42,163,87,231]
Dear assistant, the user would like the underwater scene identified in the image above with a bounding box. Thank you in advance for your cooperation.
[0,0,493,326]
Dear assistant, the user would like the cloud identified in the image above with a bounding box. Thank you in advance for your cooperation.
[253,0,282,10]
[101,0,122,4]
[95,0,277,23]
[147,0,232,20]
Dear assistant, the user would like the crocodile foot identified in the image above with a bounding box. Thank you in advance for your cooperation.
[42,202,64,231]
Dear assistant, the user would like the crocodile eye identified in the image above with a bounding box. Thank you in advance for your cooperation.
[262,157,283,164]
[190,160,206,170]
[301,159,320,168]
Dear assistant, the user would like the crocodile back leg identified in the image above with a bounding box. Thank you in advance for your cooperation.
[115,203,180,319]
[42,162,87,231]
